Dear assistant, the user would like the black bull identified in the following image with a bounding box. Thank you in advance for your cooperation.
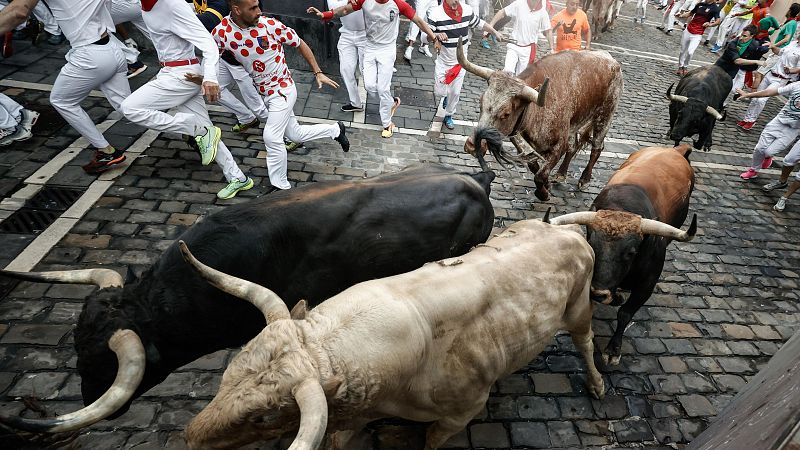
[0,164,496,432]
[667,65,730,151]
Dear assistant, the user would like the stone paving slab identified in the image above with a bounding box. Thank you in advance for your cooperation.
[0,2,799,449]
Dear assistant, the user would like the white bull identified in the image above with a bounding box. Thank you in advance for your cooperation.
[181,219,605,450]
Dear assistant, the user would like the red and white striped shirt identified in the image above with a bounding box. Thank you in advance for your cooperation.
[212,16,300,96]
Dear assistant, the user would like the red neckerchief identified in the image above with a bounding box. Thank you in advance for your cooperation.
[141,0,157,11]
[444,1,463,21]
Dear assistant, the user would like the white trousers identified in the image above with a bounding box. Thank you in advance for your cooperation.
[751,118,800,177]
[363,45,397,128]
[0,93,22,129]
[111,0,151,65]
[504,43,534,75]
[636,0,647,20]
[218,59,268,124]
[661,0,684,31]
[338,28,366,108]
[743,73,788,122]
[679,29,703,68]
[120,65,245,182]
[406,0,435,43]
[51,38,130,149]
[261,84,340,189]
[715,15,747,47]
[705,11,724,41]
[434,62,466,116]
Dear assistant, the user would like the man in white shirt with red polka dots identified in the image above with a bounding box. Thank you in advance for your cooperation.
[214,0,350,194]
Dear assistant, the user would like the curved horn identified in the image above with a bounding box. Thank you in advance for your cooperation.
[518,78,548,107]
[0,329,145,433]
[669,93,689,103]
[665,83,674,100]
[178,241,290,323]
[705,105,723,120]
[0,268,123,289]
[543,206,552,224]
[549,211,598,226]
[288,379,329,450]
[640,213,697,242]
[457,36,493,80]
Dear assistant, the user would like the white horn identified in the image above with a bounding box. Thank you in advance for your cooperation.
[549,211,598,226]
[0,329,145,433]
[669,94,689,103]
[288,379,329,450]
[705,105,723,119]
[0,268,123,289]
[178,241,291,323]
[640,214,697,242]
[457,36,493,80]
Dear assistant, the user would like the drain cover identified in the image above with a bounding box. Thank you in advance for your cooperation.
[0,186,83,235]
[394,87,435,108]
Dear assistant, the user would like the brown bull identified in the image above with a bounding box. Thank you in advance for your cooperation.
[548,145,698,365]
[459,40,623,201]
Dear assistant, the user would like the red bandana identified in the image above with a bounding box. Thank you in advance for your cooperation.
[443,1,463,21]
[141,0,157,11]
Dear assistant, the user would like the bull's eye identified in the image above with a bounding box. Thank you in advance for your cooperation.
[625,248,637,259]
[499,111,510,120]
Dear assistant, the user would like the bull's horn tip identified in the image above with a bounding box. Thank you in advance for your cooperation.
[543,207,552,223]
[686,214,698,239]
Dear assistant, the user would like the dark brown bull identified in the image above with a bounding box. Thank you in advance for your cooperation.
[459,40,623,201]
[548,145,698,365]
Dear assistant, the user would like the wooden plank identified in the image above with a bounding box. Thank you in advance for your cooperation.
[688,331,800,450]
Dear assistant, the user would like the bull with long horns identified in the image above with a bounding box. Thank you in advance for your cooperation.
[666,65,730,151]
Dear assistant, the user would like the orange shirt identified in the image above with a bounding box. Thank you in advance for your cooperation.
[551,8,589,52]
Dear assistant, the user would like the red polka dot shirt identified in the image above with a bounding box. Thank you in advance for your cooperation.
[212,16,300,96]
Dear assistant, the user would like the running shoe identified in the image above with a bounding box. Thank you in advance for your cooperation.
[123,38,138,50]
[480,38,491,49]
[774,196,787,211]
[20,109,39,131]
[334,121,349,152]
[762,180,788,191]
[739,121,755,131]
[217,177,254,200]
[381,123,395,138]
[403,45,413,61]
[419,45,433,58]
[341,103,364,112]
[0,127,16,146]
[47,33,65,45]
[740,168,758,180]
[443,115,455,130]
[710,44,721,53]
[195,126,221,166]
[761,157,773,169]
[6,124,31,142]
[127,61,147,79]
[285,140,303,152]
[82,148,126,174]
[232,117,259,133]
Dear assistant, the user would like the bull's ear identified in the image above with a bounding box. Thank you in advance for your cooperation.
[290,300,308,320]
[322,375,344,398]
[125,266,138,284]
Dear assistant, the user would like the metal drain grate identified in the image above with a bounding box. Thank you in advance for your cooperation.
[0,186,83,235]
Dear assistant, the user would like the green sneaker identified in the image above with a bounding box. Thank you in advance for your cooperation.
[195,126,221,166]
[232,118,259,133]
[217,177,254,200]
[285,140,302,152]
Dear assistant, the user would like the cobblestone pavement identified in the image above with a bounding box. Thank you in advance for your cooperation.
[1,2,799,449]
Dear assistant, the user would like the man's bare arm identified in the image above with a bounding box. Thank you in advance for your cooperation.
[0,0,38,34]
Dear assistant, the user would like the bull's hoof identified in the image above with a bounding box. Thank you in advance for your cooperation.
[534,189,550,201]
[552,174,567,183]
[587,377,605,400]
[601,352,621,366]
[577,179,590,191]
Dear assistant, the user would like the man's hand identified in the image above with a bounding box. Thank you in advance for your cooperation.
[185,73,204,86]
[734,88,748,100]
[202,81,220,102]
[315,72,339,89]
[307,6,324,18]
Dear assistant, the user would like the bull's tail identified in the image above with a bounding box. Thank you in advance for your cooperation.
[474,126,516,169]
[675,143,693,161]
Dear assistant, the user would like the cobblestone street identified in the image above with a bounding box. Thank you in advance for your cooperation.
[1,1,799,449]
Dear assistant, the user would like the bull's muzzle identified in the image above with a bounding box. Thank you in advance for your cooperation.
[465,135,488,156]
[590,287,614,305]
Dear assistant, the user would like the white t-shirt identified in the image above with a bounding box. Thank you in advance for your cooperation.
[774,42,800,80]
[328,0,366,32]
[40,0,115,48]
[504,0,551,47]
[351,0,416,49]
[776,81,800,125]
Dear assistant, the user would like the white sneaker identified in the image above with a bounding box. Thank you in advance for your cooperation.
[20,109,39,131]
[123,38,138,50]
[8,125,32,142]
[419,45,433,58]
[762,180,788,192]
[0,127,15,146]
[774,197,787,211]
[403,45,413,61]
